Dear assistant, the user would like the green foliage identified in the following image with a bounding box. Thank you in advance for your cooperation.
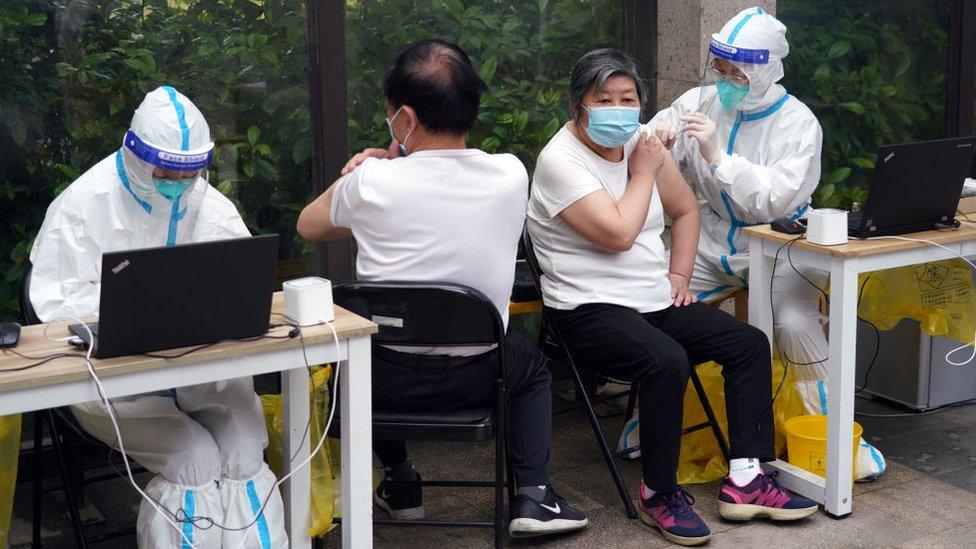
[778,0,950,209]
[4,0,963,321]
[0,0,313,320]
[345,0,623,171]
[1,0,622,321]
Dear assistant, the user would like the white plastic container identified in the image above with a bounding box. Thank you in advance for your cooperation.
[807,208,849,246]
[283,277,335,326]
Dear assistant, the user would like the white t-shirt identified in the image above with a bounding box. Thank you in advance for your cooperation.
[527,125,673,313]
[331,149,528,350]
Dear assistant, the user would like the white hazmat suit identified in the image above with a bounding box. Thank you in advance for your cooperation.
[637,7,885,480]
[29,86,288,547]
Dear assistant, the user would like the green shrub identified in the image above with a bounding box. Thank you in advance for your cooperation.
[778,0,950,209]
[1,0,313,319]
[346,0,622,171]
[1,0,963,321]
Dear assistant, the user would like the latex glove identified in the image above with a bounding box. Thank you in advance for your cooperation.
[680,112,720,165]
[650,123,678,150]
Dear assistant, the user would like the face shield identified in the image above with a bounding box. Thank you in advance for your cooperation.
[123,129,213,173]
[123,129,214,199]
[698,38,770,111]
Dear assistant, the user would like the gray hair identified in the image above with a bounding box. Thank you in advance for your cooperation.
[569,48,647,120]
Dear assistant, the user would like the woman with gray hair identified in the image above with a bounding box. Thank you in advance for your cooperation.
[527,48,817,546]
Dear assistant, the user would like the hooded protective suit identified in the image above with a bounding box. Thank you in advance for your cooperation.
[639,7,885,480]
[29,86,287,547]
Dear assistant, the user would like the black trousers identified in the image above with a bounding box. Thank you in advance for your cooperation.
[549,302,774,492]
[372,331,552,487]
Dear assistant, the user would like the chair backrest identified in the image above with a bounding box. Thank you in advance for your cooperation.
[333,281,506,352]
[20,265,41,326]
[520,225,545,296]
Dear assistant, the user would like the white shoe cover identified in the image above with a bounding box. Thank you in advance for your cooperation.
[220,464,288,548]
[137,475,223,549]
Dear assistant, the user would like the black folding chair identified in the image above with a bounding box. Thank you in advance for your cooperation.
[332,281,514,548]
[520,227,732,520]
[21,266,142,548]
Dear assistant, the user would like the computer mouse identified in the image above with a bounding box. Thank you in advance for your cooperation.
[0,322,21,348]
[771,217,807,235]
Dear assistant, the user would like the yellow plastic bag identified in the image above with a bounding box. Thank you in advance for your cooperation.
[0,414,21,546]
[857,259,976,344]
[677,358,805,484]
[261,366,341,538]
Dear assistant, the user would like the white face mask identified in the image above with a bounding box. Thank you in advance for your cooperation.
[385,107,413,156]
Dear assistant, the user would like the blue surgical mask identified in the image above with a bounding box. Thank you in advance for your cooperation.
[385,107,412,157]
[716,79,750,111]
[584,106,641,148]
[153,178,195,200]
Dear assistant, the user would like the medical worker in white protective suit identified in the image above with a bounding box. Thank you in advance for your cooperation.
[619,7,885,481]
[29,86,288,547]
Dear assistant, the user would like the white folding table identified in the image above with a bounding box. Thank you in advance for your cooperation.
[745,224,976,517]
[0,292,377,548]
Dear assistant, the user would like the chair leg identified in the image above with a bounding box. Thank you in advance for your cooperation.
[494,385,506,549]
[564,352,638,519]
[32,412,43,549]
[46,411,88,549]
[504,396,516,510]
[624,382,638,423]
[689,368,732,463]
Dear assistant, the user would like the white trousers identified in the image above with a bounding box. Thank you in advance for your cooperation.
[71,377,288,548]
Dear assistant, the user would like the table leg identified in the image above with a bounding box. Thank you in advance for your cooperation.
[283,363,312,548]
[748,235,775,347]
[825,256,858,517]
[342,335,373,548]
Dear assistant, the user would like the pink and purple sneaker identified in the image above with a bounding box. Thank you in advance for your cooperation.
[719,471,819,521]
[638,483,711,546]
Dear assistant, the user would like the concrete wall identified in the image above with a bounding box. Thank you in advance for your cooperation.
[655,0,776,111]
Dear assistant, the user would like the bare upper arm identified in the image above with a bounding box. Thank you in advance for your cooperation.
[655,154,697,220]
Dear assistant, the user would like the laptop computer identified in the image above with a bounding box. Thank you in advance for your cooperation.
[71,234,279,358]
[848,136,974,238]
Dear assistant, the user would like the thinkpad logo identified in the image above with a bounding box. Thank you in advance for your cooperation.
[111,259,130,274]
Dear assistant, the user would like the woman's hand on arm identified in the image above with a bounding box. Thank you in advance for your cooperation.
[656,153,700,306]
[296,181,352,242]
[558,133,666,252]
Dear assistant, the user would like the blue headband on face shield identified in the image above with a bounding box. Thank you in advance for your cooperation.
[708,39,770,65]
[123,129,214,171]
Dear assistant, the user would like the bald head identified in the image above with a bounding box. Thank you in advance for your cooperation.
[383,39,487,135]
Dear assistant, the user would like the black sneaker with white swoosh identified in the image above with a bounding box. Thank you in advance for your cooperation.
[509,487,588,538]
[374,470,425,520]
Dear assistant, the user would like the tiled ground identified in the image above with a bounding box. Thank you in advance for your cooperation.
[10,382,976,548]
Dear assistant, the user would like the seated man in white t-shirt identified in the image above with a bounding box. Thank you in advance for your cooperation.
[527,48,818,546]
[297,39,587,539]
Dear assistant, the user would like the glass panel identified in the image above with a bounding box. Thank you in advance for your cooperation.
[778,0,951,209]
[345,0,624,173]
[0,0,313,319]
